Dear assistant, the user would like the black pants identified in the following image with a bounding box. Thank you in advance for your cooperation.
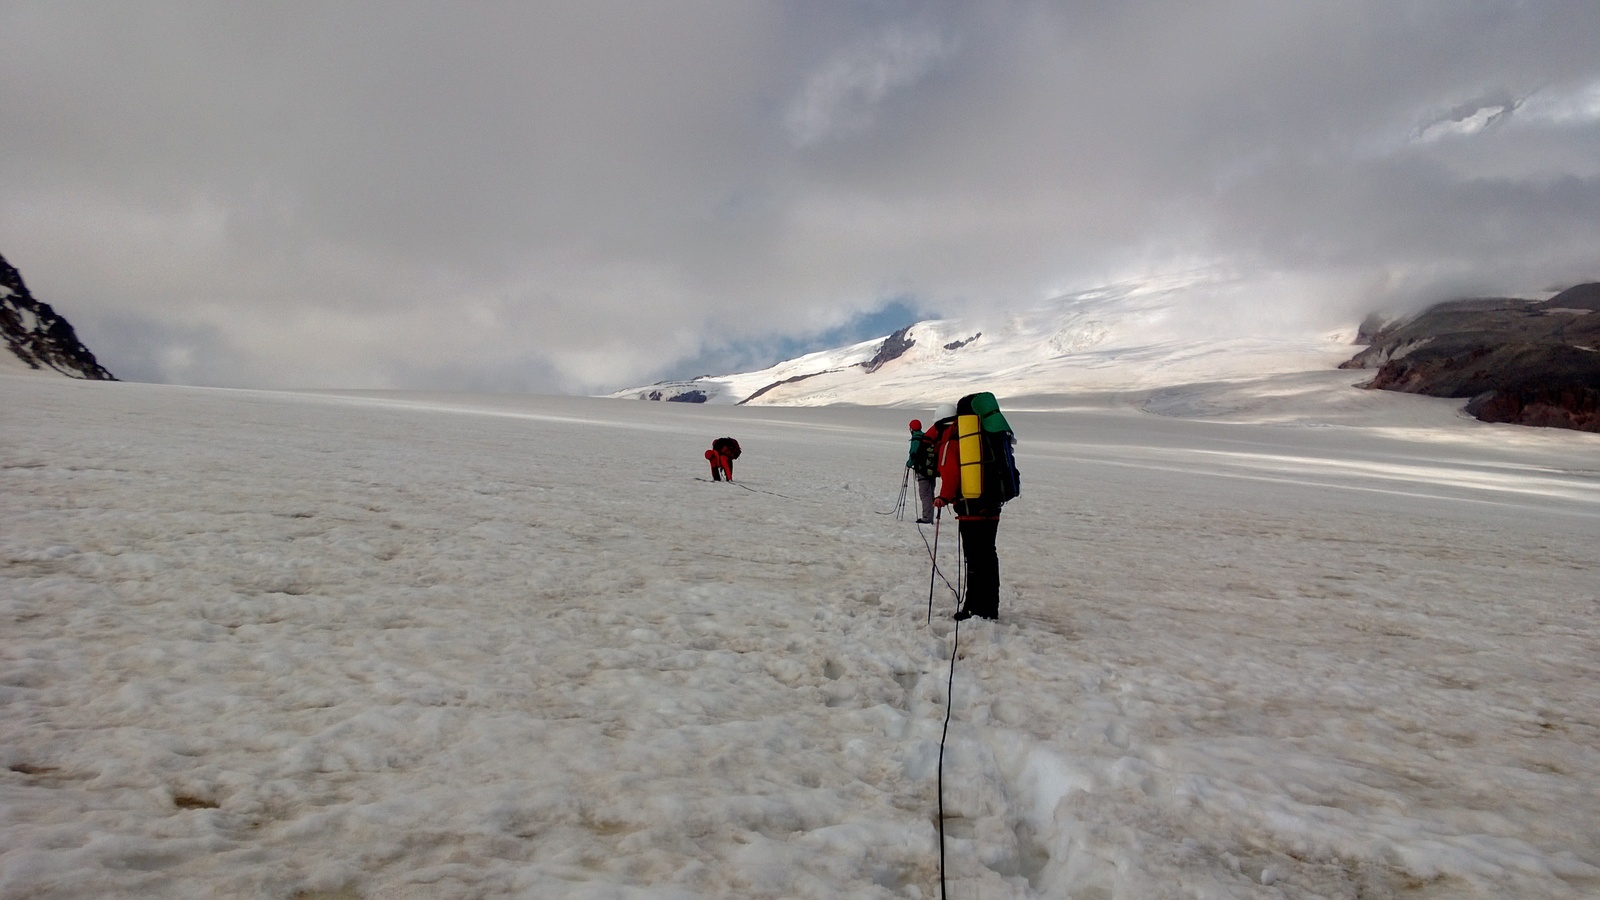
[958,517,1000,619]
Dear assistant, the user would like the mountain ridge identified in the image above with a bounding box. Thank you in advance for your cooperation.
[1340,283,1600,432]
[1,251,117,381]
[609,277,1356,408]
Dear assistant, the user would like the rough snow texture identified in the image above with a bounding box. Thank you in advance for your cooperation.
[4,372,1599,898]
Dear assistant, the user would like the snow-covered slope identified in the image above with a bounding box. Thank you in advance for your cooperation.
[4,372,1598,898]
[612,276,1358,407]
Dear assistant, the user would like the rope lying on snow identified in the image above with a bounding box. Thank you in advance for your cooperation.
[736,477,965,896]
[918,513,965,900]
[726,480,801,502]
[937,614,962,898]
[694,476,801,503]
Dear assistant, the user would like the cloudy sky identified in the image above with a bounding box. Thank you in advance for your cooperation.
[3,1,1598,392]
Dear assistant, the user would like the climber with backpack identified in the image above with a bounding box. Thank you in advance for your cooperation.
[706,436,741,482]
[931,392,1020,621]
[906,419,938,524]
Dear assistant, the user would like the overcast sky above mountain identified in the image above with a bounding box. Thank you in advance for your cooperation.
[3,1,1598,392]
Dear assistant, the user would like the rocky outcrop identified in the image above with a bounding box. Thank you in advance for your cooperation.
[739,368,841,405]
[617,379,719,402]
[642,386,710,402]
[1342,284,1600,432]
[746,326,919,401]
[1,251,116,380]
[862,326,915,373]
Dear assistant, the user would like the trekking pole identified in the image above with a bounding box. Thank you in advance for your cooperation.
[876,467,913,517]
[956,525,965,617]
[926,507,941,624]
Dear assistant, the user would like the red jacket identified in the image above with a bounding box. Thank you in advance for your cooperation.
[933,421,1000,520]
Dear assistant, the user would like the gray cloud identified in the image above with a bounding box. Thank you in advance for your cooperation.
[784,25,953,146]
[3,0,1597,391]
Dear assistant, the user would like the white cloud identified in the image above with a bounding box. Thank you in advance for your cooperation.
[784,27,951,146]
[1413,94,1522,143]
[2,1,1598,392]
[1520,78,1600,126]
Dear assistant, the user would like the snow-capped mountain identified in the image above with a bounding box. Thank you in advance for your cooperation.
[611,274,1357,407]
[1,251,116,381]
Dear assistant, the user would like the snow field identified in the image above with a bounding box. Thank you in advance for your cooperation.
[617,276,1366,408]
[3,373,1599,898]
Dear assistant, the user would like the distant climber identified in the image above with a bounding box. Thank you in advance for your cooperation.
[906,418,937,524]
[707,437,741,481]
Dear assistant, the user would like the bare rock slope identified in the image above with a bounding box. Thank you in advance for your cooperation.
[1,251,116,380]
[1342,283,1600,432]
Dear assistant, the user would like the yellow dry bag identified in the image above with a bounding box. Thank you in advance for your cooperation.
[958,413,984,498]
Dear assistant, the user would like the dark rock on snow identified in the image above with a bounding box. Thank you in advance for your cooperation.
[747,326,921,401]
[1,251,116,380]
[740,369,836,405]
[863,326,915,373]
[1342,284,1600,432]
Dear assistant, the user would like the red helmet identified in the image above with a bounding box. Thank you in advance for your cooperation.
[704,449,717,460]
[909,419,922,431]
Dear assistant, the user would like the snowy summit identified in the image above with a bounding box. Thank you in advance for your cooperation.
[611,274,1357,408]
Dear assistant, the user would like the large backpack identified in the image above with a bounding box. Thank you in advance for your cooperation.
[953,392,1020,506]
[908,431,937,479]
[712,437,741,459]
